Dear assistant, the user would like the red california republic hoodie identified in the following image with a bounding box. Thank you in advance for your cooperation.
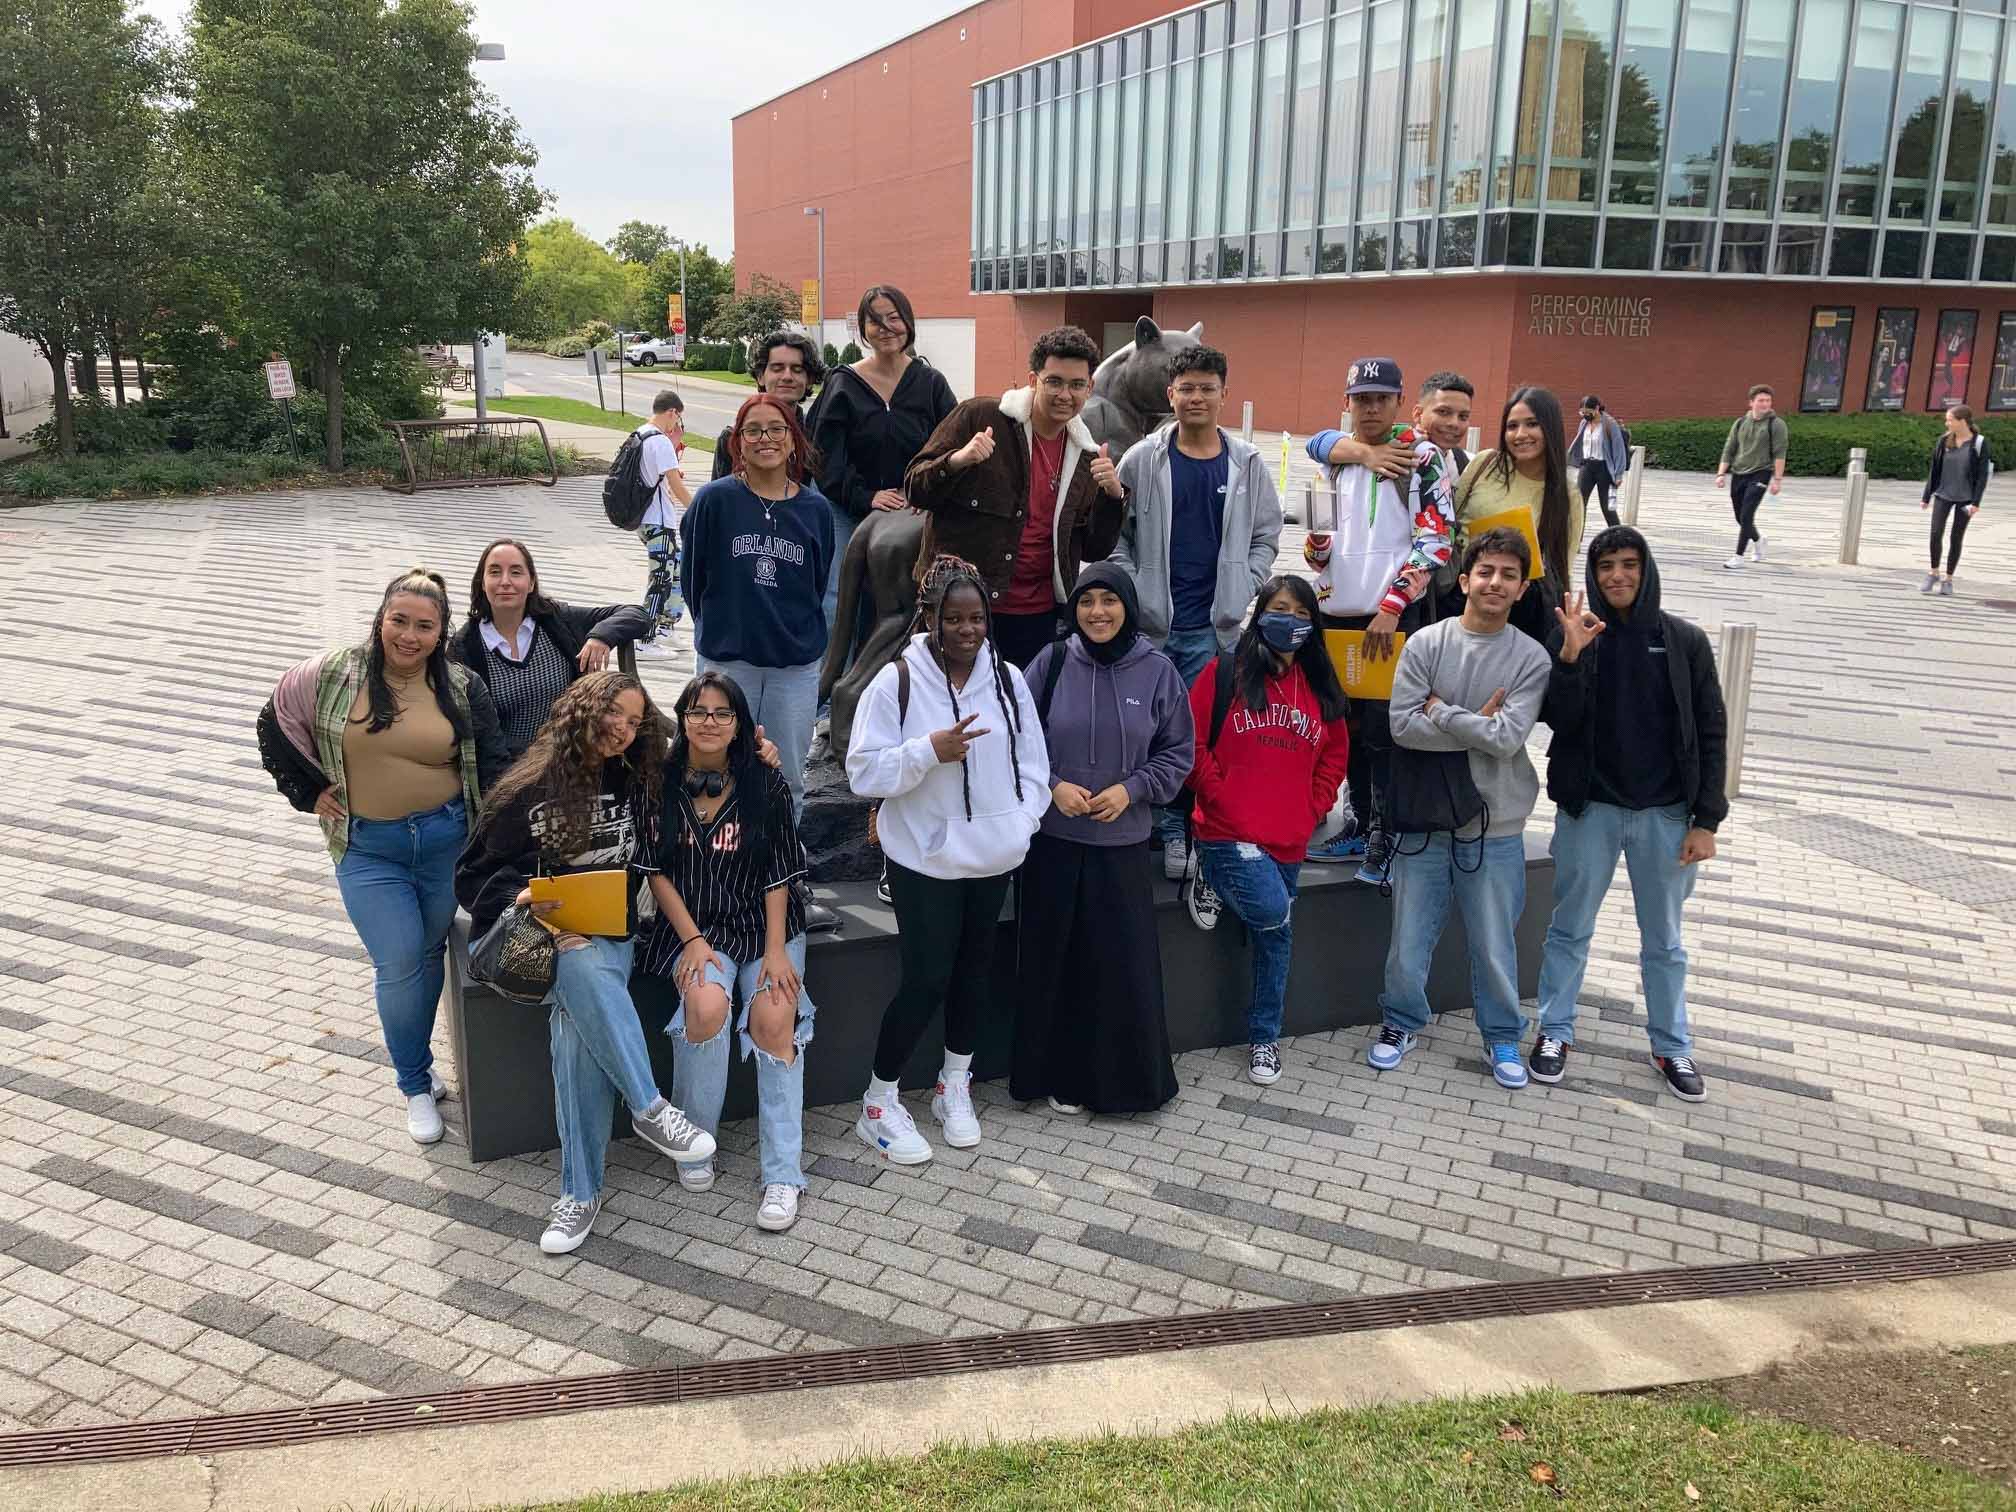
[1188,656,1351,864]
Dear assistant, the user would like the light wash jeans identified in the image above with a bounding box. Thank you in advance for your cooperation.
[334,797,466,1096]
[695,657,822,817]
[1380,832,1527,1049]
[549,936,661,1203]
[668,934,817,1189]
[1154,624,1222,850]
[1536,801,1697,1057]
[823,505,858,635]
[1196,840,1300,1045]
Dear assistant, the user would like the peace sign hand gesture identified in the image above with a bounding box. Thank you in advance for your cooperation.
[930,713,989,764]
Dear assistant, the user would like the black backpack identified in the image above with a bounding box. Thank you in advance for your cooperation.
[602,427,659,530]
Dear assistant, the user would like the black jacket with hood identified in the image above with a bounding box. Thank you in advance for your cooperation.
[1921,431,1991,506]
[1541,527,1729,833]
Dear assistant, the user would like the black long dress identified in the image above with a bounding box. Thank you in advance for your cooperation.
[1011,831,1178,1113]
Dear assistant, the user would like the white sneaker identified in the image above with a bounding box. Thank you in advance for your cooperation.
[406,1092,443,1145]
[931,1071,982,1148]
[428,1070,451,1100]
[1750,534,1766,562]
[1046,1096,1086,1115]
[1162,835,1189,882]
[676,1159,715,1192]
[855,1098,932,1164]
[1723,554,1747,570]
[756,1184,800,1232]
[634,638,678,659]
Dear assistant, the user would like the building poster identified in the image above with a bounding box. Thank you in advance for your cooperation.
[1990,314,2016,411]
[1800,307,1854,413]
[1864,308,1917,412]
[1927,311,1976,411]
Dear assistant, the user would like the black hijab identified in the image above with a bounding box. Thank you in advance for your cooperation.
[1067,561,1141,667]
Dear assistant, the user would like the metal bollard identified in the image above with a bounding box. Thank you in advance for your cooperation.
[1718,621,1758,800]
[1838,447,1869,565]
[1240,400,1254,444]
[1465,425,1481,455]
[1621,444,1647,525]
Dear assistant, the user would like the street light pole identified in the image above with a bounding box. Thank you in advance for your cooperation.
[471,41,505,420]
[802,205,824,345]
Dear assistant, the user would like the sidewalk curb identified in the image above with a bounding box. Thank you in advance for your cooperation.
[9,1269,2013,1512]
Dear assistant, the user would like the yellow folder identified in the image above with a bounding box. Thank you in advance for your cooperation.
[1463,504,1546,579]
[528,871,630,937]
[1325,629,1407,701]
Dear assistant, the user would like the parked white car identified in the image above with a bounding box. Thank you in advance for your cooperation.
[623,338,681,367]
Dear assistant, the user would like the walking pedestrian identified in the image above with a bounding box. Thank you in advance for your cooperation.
[681,395,835,817]
[1111,344,1283,884]
[1714,385,1788,569]
[1185,575,1351,1088]
[455,671,718,1254]
[256,569,507,1145]
[633,390,693,656]
[846,556,1051,1163]
[1013,563,1193,1115]
[1920,405,1991,596]
[454,538,651,762]
[642,672,817,1232]
[1569,395,1629,529]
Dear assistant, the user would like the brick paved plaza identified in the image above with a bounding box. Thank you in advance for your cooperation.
[0,466,2012,1433]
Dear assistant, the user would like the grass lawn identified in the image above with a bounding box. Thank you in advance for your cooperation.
[451,396,714,452]
[665,368,755,388]
[501,1386,2011,1511]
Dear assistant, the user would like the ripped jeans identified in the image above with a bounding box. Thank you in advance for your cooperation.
[1196,841,1301,1045]
[668,934,816,1188]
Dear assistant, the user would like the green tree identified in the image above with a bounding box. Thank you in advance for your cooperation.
[0,0,165,455]
[183,0,545,468]
[704,272,797,348]
[521,218,634,338]
[608,220,670,265]
[627,242,733,337]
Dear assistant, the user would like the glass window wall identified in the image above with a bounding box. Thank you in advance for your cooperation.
[1780,0,1849,219]
[1545,0,1617,210]
[1838,4,1905,221]
[1400,0,1450,216]
[1494,0,1552,207]
[1607,0,1679,208]
[1441,0,1495,212]
[1941,14,1998,225]
[1887,7,1955,224]
[1357,2,1405,225]
[1664,0,1739,210]
[1724,0,1794,216]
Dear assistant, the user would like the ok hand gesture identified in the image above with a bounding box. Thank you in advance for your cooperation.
[1553,592,1605,664]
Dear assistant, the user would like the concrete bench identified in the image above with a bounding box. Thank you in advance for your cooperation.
[443,835,1555,1163]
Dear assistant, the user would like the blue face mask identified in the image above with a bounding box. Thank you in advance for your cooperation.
[1256,612,1312,654]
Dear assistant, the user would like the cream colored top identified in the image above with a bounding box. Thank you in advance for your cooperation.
[1454,450,1583,585]
[341,674,462,820]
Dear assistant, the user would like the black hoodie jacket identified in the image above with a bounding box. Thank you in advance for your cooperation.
[1541,527,1729,833]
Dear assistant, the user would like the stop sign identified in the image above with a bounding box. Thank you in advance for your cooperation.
[671,318,687,335]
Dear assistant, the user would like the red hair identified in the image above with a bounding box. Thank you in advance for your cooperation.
[726,394,811,485]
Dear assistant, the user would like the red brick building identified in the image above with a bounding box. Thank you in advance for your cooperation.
[735,0,2016,432]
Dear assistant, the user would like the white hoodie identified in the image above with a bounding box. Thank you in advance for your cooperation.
[847,635,1052,881]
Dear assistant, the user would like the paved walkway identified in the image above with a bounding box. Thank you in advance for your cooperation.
[0,469,2011,1433]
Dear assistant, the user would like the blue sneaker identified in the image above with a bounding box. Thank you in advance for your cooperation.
[1367,1025,1416,1071]
[1306,829,1366,863]
[1352,830,1395,886]
[1487,1043,1529,1089]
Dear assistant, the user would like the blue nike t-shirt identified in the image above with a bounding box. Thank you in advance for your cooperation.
[1168,442,1229,632]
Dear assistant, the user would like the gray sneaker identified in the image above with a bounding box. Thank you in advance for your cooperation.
[539,1194,600,1255]
[1921,572,1940,593]
[1938,577,1955,596]
[632,1100,717,1163]
[1162,834,1190,882]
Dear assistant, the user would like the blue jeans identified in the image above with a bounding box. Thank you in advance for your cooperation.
[334,797,466,1096]
[669,935,817,1188]
[1197,840,1300,1045]
[549,936,660,1203]
[638,523,683,635]
[695,657,821,817]
[1380,832,1527,1049]
[1536,801,1697,1057]
[1155,624,1222,849]
[823,505,858,635]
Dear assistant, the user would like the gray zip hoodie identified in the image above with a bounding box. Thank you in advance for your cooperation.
[1112,426,1284,649]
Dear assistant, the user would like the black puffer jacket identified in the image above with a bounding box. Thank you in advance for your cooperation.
[1541,527,1729,833]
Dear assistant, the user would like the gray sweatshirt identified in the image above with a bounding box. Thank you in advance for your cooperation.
[1388,617,1551,839]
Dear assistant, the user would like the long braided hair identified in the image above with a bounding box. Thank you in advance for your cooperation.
[911,554,1023,822]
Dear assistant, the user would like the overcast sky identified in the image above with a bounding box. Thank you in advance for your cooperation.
[136,0,957,257]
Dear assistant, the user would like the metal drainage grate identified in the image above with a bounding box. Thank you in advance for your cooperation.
[4,1239,2013,1469]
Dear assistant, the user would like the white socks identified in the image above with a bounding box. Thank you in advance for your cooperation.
[864,1075,900,1110]
[940,1051,974,1084]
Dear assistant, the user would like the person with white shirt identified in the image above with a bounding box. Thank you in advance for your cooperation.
[635,390,693,656]
[845,555,1051,1166]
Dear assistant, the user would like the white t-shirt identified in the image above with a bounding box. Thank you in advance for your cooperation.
[634,422,683,532]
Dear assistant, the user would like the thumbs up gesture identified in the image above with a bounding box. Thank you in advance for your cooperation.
[1089,440,1124,498]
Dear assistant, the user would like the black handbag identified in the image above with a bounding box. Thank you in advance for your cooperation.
[1383,746,1486,839]
[469,903,557,1004]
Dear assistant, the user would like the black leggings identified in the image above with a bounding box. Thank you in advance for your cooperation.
[1730,470,1772,555]
[1578,459,1618,527]
[873,861,1014,1080]
[1929,498,1975,575]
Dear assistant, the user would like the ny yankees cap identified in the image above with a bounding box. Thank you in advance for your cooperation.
[1344,357,1403,396]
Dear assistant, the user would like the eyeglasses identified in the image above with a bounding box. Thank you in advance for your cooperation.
[1172,383,1222,399]
[739,424,792,442]
[1038,376,1092,394]
[683,708,737,726]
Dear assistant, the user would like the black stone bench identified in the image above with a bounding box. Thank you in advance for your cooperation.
[443,834,1555,1163]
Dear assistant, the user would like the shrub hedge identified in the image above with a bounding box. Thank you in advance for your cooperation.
[682,342,736,372]
[3,440,598,502]
[1632,412,2007,480]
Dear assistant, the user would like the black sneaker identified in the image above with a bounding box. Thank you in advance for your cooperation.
[1352,829,1394,886]
[876,862,893,906]
[1248,1042,1282,1085]
[1529,1036,1568,1085]
[1651,1053,1708,1103]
